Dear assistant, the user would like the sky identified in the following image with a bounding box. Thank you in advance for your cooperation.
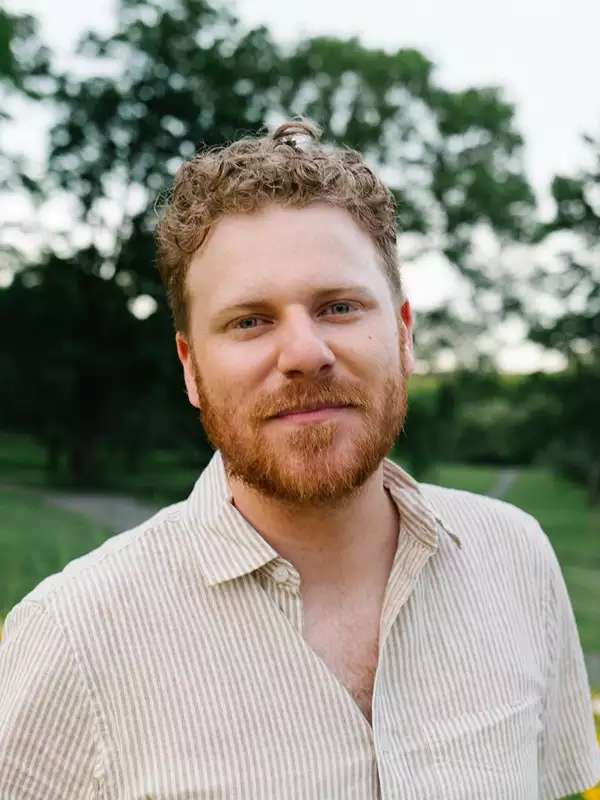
[4,0,600,372]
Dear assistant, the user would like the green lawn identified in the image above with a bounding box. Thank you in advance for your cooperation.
[422,462,502,496]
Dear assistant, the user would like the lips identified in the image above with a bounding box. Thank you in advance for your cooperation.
[275,403,351,418]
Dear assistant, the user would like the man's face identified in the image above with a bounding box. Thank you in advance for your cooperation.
[176,201,415,508]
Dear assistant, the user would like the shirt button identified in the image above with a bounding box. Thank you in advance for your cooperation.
[272,564,290,584]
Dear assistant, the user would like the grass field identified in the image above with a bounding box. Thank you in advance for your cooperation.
[421,462,502,496]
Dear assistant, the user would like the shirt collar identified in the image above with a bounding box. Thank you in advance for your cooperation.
[183,450,461,588]
[382,457,463,552]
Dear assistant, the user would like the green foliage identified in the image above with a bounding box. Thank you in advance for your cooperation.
[393,376,459,478]
[394,367,600,510]
[0,432,47,487]
[45,0,534,331]
[0,255,213,486]
[528,134,600,502]
[0,431,207,504]
[0,0,539,482]
[448,370,562,466]
[531,134,599,361]
[392,368,561,478]
[0,8,52,213]
[540,363,600,504]
[0,8,50,94]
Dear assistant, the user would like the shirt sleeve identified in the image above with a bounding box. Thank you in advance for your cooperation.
[0,600,104,799]
[537,525,600,800]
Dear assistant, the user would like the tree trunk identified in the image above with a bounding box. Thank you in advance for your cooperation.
[44,436,61,476]
[588,460,600,507]
[68,437,101,487]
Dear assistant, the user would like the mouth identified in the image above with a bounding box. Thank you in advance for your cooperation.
[272,404,353,421]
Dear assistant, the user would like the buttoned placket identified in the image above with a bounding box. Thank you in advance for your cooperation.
[255,557,303,634]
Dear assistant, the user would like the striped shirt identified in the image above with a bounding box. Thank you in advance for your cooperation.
[1,450,599,799]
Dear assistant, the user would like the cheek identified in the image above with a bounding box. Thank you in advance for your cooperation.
[357,328,400,375]
[199,358,259,412]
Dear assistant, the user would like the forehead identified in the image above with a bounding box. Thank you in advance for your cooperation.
[186,202,388,315]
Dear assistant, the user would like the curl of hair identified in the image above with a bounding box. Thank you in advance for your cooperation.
[154,116,402,333]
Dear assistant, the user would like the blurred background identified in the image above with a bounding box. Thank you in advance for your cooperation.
[0,1,599,787]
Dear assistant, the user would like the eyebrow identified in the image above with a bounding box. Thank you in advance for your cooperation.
[212,285,377,322]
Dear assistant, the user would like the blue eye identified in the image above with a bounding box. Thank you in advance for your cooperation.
[323,302,354,315]
[231,302,357,332]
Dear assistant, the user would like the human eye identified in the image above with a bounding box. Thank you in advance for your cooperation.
[320,301,359,316]
[231,316,268,331]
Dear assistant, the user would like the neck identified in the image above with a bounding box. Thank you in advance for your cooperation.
[226,461,400,592]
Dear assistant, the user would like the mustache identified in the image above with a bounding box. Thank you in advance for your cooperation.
[251,380,372,421]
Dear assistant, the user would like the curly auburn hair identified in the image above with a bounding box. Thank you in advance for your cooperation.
[154,118,403,333]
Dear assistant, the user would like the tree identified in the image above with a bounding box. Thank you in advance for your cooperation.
[280,36,535,367]
[50,1,535,350]
[530,135,600,363]
[2,0,537,482]
[0,8,50,96]
[0,252,193,485]
[527,134,600,503]
[0,9,51,270]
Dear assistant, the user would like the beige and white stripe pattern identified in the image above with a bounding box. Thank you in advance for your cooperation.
[1,449,599,799]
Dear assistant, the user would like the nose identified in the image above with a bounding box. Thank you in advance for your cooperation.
[276,309,336,379]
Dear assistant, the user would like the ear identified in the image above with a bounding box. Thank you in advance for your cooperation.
[175,332,201,408]
[397,299,415,376]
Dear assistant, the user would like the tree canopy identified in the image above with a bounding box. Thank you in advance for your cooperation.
[0,0,548,483]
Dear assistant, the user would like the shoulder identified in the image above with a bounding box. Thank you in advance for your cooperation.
[417,483,567,636]
[18,499,187,611]
[2,494,211,706]
[419,481,554,567]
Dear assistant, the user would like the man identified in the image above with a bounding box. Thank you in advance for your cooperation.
[0,119,598,799]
